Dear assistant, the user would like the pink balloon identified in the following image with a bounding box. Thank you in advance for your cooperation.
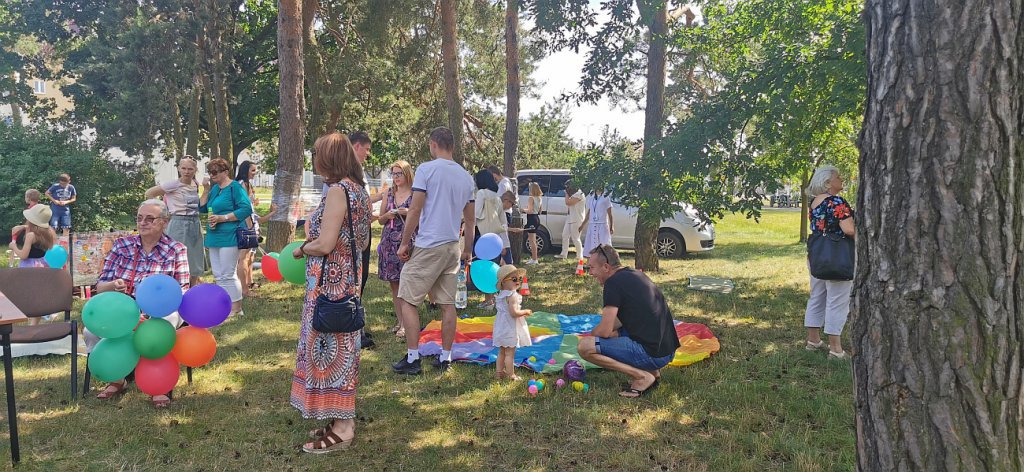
[134,355,180,396]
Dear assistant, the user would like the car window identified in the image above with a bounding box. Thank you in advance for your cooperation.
[517,175,550,196]
[548,175,570,197]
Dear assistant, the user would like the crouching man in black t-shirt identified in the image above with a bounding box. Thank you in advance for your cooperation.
[577,244,680,398]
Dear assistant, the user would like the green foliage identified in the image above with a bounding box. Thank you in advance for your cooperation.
[0,124,151,237]
[655,0,865,222]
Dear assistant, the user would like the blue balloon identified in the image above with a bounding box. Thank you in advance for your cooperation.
[135,274,184,318]
[474,233,503,261]
[44,245,67,268]
[469,260,500,294]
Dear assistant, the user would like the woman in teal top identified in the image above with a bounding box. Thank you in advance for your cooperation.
[200,158,253,316]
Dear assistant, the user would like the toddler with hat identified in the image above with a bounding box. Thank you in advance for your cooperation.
[9,205,56,268]
[493,264,533,380]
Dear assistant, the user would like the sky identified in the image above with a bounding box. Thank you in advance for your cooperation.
[519,49,646,144]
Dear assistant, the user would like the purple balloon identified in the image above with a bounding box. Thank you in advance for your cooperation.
[178,284,232,328]
[563,359,586,381]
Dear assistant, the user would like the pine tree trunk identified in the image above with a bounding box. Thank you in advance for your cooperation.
[503,0,520,177]
[170,95,184,161]
[201,79,220,160]
[853,1,1024,470]
[267,0,306,252]
[186,84,200,158]
[634,1,668,272]
[440,0,465,165]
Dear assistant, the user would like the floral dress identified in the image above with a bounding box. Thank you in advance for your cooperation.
[809,195,853,237]
[291,180,370,420]
[376,189,413,282]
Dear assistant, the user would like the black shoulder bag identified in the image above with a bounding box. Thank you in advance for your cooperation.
[228,183,259,250]
[312,187,365,333]
[807,220,855,281]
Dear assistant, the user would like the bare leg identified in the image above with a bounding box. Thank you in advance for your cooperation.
[806,327,821,344]
[506,348,519,380]
[439,304,457,351]
[578,337,656,396]
[399,298,421,350]
[529,234,538,260]
[828,334,843,353]
[237,251,252,296]
[389,282,404,335]
[496,347,507,379]
[190,275,202,287]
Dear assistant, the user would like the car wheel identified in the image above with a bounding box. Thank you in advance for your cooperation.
[523,226,552,255]
[656,230,685,258]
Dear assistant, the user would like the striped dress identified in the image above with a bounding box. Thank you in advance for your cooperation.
[291,180,370,420]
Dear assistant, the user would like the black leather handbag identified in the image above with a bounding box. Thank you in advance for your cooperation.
[807,231,855,281]
[312,187,365,333]
[228,184,260,249]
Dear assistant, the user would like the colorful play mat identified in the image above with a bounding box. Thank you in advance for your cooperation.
[417,312,720,372]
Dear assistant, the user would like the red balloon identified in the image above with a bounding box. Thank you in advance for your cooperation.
[134,355,180,396]
[171,326,217,368]
[262,254,283,282]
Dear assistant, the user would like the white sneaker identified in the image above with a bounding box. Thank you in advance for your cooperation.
[554,254,566,259]
[525,259,539,265]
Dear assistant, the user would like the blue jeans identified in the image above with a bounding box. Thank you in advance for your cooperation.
[50,211,71,229]
[595,328,674,371]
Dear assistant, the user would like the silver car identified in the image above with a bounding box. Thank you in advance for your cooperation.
[515,170,715,257]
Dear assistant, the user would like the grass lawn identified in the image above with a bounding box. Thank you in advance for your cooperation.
[4,209,854,471]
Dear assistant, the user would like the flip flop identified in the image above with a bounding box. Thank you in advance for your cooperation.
[96,381,128,399]
[619,377,660,398]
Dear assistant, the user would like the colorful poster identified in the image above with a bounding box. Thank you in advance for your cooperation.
[71,229,135,286]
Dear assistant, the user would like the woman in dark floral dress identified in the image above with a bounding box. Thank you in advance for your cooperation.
[290,132,370,454]
[377,160,415,337]
[803,165,856,360]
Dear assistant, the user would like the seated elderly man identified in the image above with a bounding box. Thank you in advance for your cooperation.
[87,199,190,408]
[577,244,680,398]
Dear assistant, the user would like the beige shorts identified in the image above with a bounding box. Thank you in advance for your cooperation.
[397,241,461,306]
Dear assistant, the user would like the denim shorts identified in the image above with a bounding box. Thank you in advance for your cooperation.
[595,329,675,371]
[50,212,71,229]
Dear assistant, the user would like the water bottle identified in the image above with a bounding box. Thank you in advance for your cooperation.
[455,262,468,309]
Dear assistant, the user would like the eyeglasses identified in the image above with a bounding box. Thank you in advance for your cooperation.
[136,215,164,225]
[391,172,404,177]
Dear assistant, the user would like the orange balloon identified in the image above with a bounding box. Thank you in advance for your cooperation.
[171,326,217,367]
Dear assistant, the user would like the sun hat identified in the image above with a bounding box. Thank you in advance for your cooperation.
[23,205,52,227]
[495,264,527,291]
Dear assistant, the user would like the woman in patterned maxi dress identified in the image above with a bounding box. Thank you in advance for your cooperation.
[290,132,371,454]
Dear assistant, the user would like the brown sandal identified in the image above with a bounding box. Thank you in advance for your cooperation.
[302,429,354,454]
[308,419,336,439]
[96,380,128,399]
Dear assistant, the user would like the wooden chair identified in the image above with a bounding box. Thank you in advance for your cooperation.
[0,268,78,400]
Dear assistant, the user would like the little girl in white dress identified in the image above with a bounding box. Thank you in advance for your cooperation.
[492,265,533,380]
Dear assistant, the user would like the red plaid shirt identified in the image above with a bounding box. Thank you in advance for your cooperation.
[98,234,191,296]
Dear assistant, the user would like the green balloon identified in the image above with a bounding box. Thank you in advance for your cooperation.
[88,335,140,382]
[82,292,141,339]
[278,241,307,285]
[133,318,177,359]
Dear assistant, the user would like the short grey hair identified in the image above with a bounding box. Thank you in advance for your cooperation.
[140,199,170,220]
[806,166,840,196]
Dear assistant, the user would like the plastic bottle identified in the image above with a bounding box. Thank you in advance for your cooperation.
[455,262,468,309]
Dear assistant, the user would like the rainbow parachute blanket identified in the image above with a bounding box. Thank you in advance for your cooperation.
[417,312,720,372]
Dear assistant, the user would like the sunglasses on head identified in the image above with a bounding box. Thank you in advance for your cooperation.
[596,244,611,263]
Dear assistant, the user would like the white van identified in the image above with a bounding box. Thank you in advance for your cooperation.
[515,169,715,258]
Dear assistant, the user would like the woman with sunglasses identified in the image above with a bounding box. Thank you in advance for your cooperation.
[376,160,415,336]
[200,158,252,317]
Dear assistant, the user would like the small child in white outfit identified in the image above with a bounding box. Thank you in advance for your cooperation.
[492,264,532,380]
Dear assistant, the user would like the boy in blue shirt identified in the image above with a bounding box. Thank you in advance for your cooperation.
[45,173,76,235]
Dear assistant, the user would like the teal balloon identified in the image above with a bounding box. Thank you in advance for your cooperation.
[132,318,177,359]
[44,245,67,268]
[269,252,280,259]
[82,292,141,339]
[88,335,140,382]
[470,260,500,294]
[278,241,307,285]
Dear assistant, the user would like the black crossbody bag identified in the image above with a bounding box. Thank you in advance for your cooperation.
[227,184,259,249]
[311,187,365,333]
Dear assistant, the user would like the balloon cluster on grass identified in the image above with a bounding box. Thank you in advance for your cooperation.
[82,275,228,395]
[260,242,307,285]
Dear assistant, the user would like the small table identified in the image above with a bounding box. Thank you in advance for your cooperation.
[0,289,28,464]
